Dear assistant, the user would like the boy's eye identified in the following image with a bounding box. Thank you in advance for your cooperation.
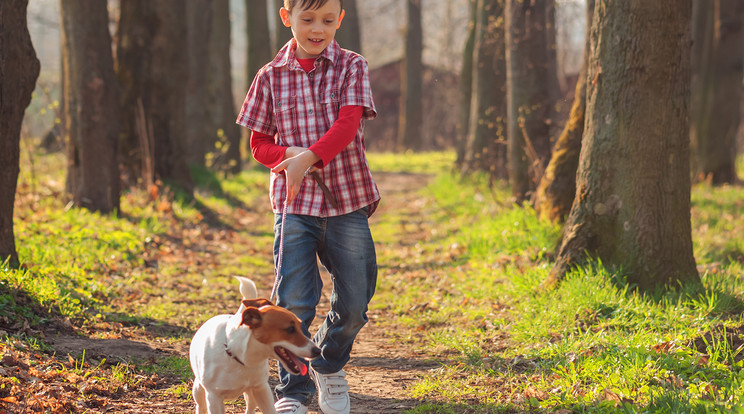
[303,19,312,22]
[325,20,334,24]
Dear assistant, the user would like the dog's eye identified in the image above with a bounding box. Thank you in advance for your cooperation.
[286,326,296,334]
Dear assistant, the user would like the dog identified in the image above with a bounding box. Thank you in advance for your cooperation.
[189,277,320,414]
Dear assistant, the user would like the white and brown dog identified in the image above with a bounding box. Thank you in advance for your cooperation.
[189,277,320,414]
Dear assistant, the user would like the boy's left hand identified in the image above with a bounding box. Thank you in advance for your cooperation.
[272,150,320,204]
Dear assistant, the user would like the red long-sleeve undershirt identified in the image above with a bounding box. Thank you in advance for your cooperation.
[250,57,364,169]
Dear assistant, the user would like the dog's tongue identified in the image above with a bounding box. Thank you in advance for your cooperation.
[277,346,308,376]
[287,351,308,376]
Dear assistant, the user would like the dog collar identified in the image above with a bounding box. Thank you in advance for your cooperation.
[224,343,245,366]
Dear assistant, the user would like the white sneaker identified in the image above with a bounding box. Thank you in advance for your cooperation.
[312,369,350,414]
[275,397,308,414]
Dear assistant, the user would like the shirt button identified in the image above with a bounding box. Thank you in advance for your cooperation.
[309,109,314,115]
[309,72,314,78]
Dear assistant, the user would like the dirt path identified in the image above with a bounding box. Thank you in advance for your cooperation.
[6,171,439,413]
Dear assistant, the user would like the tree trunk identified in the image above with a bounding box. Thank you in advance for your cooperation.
[247,0,272,89]
[116,0,193,194]
[185,0,212,167]
[40,54,64,152]
[549,0,700,291]
[456,0,478,169]
[60,0,120,214]
[116,0,153,187]
[534,0,595,223]
[690,0,744,185]
[461,0,507,180]
[274,1,293,53]
[398,0,424,151]
[0,0,40,267]
[506,0,559,203]
[149,3,193,193]
[336,0,361,52]
[208,0,242,174]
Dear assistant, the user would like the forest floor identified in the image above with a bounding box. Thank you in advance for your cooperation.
[1,171,440,414]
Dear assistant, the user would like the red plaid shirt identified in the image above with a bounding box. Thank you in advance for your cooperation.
[237,39,380,217]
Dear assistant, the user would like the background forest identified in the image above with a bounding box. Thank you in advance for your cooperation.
[2,0,744,413]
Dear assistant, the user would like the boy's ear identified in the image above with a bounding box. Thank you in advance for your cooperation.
[337,9,345,29]
[280,7,292,27]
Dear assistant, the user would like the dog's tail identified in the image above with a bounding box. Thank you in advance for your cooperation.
[234,277,259,315]
[234,276,258,299]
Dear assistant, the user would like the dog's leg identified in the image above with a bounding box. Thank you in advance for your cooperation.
[253,383,277,414]
[192,380,207,414]
[243,389,256,413]
[205,392,227,414]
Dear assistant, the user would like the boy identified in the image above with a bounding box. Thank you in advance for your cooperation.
[236,1,378,413]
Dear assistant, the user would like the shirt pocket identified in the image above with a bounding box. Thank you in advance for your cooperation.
[274,96,298,137]
[320,88,341,121]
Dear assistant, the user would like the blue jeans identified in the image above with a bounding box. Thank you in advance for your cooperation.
[272,208,377,404]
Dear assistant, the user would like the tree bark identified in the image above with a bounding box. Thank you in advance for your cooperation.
[506,0,560,203]
[0,0,41,266]
[116,0,193,194]
[534,0,595,223]
[208,0,242,174]
[61,0,120,214]
[185,0,212,166]
[456,0,478,169]
[397,0,424,151]
[116,0,154,187]
[461,0,507,180]
[247,0,272,89]
[336,0,361,52]
[690,0,744,185]
[549,0,700,291]
[274,1,293,53]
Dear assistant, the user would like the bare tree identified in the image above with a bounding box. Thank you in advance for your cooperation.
[456,0,478,168]
[274,0,293,53]
[505,0,560,203]
[398,0,423,150]
[690,0,744,184]
[185,0,213,166]
[60,0,120,213]
[461,0,507,179]
[336,0,361,52]
[208,0,242,174]
[0,0,41,266]
[534,0,595,223]
[247,0,272,85]
[549,0,699,290]
[116,0,193,194]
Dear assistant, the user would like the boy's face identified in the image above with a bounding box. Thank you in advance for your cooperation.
[280,0,345,60]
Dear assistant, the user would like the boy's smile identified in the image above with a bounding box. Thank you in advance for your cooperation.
[280,0,345,60]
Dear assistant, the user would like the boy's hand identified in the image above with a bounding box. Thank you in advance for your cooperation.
[272,149,320,204]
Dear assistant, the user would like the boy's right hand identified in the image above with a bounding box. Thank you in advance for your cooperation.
[272,149,320,204]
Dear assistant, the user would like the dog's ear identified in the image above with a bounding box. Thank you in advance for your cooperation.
[242,298,274,308]
[241,307,262,328]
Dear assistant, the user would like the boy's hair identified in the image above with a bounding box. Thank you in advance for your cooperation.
[284,0,343,12]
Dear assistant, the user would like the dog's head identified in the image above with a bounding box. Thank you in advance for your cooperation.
[240,299,321,376]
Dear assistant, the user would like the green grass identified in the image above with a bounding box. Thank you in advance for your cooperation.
[3,148,744,412]
[364,155,744,413]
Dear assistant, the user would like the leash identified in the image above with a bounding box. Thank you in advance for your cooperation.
[269,170,335,302]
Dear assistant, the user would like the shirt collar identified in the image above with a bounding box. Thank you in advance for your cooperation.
[270,38,341,70]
